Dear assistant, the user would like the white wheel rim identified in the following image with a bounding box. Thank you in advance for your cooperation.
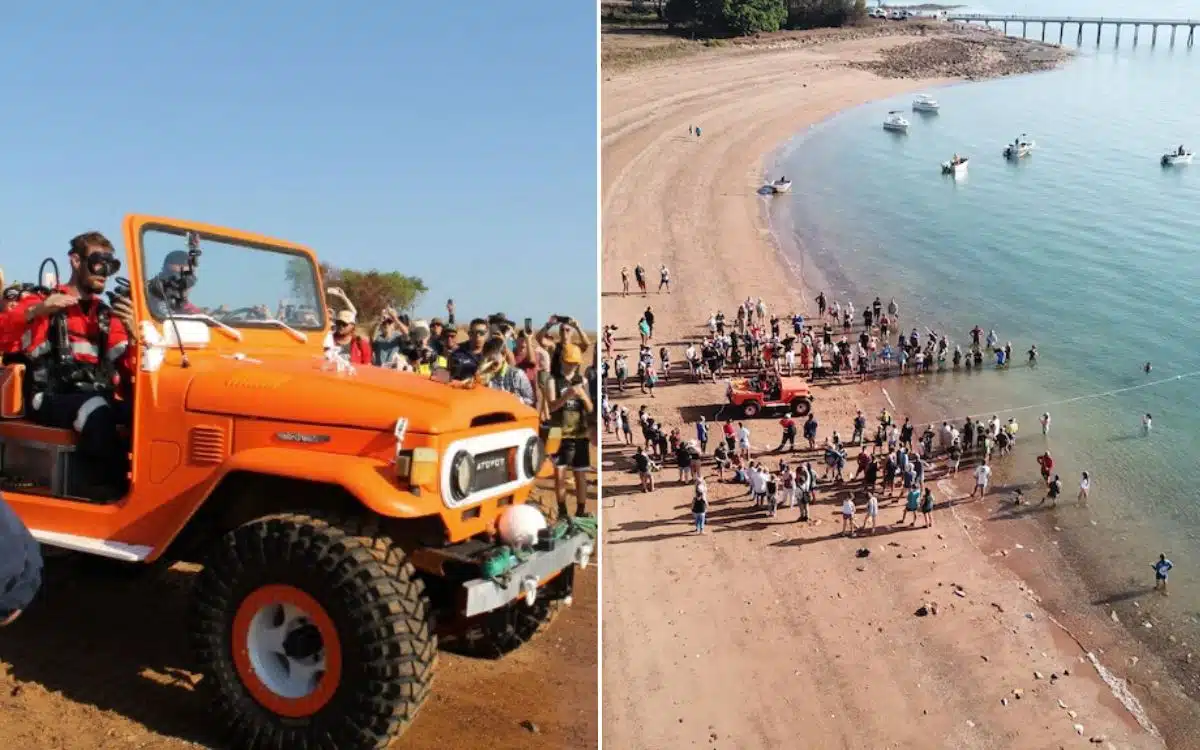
[244,601,328,699]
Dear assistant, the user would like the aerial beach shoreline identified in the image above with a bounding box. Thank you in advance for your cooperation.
[760,49,1200,745]
[602,19,1181,748]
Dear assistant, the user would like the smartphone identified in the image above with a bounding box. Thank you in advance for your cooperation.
[524,317,533,334]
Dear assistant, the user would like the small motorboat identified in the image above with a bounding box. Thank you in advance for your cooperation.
[1162,149,1193,166]
[883,111,909,132]
[941,156,969,175]
[913,94,940,112]
[771,177,792,193]
[1003,137,1036,160]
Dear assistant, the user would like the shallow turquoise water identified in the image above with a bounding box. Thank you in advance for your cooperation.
[770,7,1200,629]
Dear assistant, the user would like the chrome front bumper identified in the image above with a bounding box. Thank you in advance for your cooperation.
[462,531,594,617]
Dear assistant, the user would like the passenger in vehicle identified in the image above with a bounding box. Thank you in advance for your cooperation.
[6,232,136,497]
[145,250,201,318]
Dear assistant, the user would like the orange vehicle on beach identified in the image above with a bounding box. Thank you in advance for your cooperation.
[726,374,813,418]
[0,215,593,750]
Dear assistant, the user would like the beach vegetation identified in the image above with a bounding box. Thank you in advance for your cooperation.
[287,257,427,322]
[665,0,788,36]
[785,0,867,29]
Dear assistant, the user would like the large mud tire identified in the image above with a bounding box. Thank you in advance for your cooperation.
[444,566,574,659]
[790,398,812,417]
[189,513,436,750]
[741,401,760,418]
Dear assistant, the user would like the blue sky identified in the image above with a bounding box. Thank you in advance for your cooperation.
[0,2,597,326]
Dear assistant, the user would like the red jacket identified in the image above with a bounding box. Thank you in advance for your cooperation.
[330,335,371,365]
[0,307,22,354]
[8,287,133,384]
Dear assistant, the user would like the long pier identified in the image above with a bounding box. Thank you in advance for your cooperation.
[946,13,1199,47]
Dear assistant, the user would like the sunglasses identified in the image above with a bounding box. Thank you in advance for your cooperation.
[469,329,488,337]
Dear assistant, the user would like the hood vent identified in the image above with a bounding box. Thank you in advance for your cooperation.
[471,412,515,428]
[189,426,228,465]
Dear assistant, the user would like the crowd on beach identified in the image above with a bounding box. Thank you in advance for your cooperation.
[603,273,1177,592]
[603,284,1075,532]
[315,294,599,519]
[601,290,1039,393]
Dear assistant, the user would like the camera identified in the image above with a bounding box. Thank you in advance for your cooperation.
[105,277,132,306]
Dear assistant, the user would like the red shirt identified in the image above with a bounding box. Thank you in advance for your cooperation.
[723,423,735,438]
[331,334,372,365]
[780,417,795,431]
[9,287,133,382]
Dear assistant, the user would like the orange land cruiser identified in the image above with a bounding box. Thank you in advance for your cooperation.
[0,215,594,750]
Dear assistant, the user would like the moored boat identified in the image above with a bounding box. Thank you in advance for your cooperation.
[1003,136,1036,160]
[1162,149,1193,166]
[913,94,940,112]
[941,156,969,175]
[883,111,909,132]
[771,177,792,193]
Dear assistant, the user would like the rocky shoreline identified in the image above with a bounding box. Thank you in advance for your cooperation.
[848,27,1073,80]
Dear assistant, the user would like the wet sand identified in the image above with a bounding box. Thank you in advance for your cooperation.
[601,28,1165,750]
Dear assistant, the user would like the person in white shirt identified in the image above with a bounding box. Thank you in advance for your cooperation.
[970,461,992,497]
[1078,471,1091,503]
[737,422,752,460]
[863,493,879,534]
[750,464,768,508]
[841,496,857,536]
[1142,413,1152,435]
[1040,412,1051,435]
[784,347,796,376]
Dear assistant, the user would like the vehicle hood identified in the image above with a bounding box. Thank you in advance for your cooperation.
[184,358,534,434]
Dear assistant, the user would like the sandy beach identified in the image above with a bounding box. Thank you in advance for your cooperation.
[601,25,1167,750]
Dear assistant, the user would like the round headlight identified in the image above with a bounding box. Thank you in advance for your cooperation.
[450,451,474,500]
[523,435,544,477]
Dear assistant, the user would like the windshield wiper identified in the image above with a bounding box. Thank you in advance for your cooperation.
[255,317,309,343]
[168,313,244,342]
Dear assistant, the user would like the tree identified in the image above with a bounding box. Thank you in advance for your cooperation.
[784,0,860,29]
[725,0,788,35]
[665,0,787,36]
[665,0,700,27]
[322,263,427,324]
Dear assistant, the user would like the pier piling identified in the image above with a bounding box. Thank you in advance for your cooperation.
[945,14,1198,49]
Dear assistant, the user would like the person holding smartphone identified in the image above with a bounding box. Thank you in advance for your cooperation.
[548,340,594,522]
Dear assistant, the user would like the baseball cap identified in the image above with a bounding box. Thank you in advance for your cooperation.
[335,310,356,325]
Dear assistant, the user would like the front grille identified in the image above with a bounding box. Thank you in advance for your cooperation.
[472,449,511,492]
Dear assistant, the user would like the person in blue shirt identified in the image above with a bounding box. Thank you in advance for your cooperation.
[1153,554,1174,594]
[696,416,710,454]
[0,494,42,626]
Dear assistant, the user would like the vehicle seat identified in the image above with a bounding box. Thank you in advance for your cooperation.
[0,365,76,447]
[0,364,24,418]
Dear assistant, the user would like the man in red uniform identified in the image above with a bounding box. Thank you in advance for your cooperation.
[10,232,136,494]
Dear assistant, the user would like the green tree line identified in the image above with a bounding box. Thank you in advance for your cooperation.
[286,258,427,324]
[665,0,867,36]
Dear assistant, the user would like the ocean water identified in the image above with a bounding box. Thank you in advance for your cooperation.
[768,0,1200,674]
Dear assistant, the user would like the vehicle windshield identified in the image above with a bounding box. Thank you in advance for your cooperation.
[140,226,325,331]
